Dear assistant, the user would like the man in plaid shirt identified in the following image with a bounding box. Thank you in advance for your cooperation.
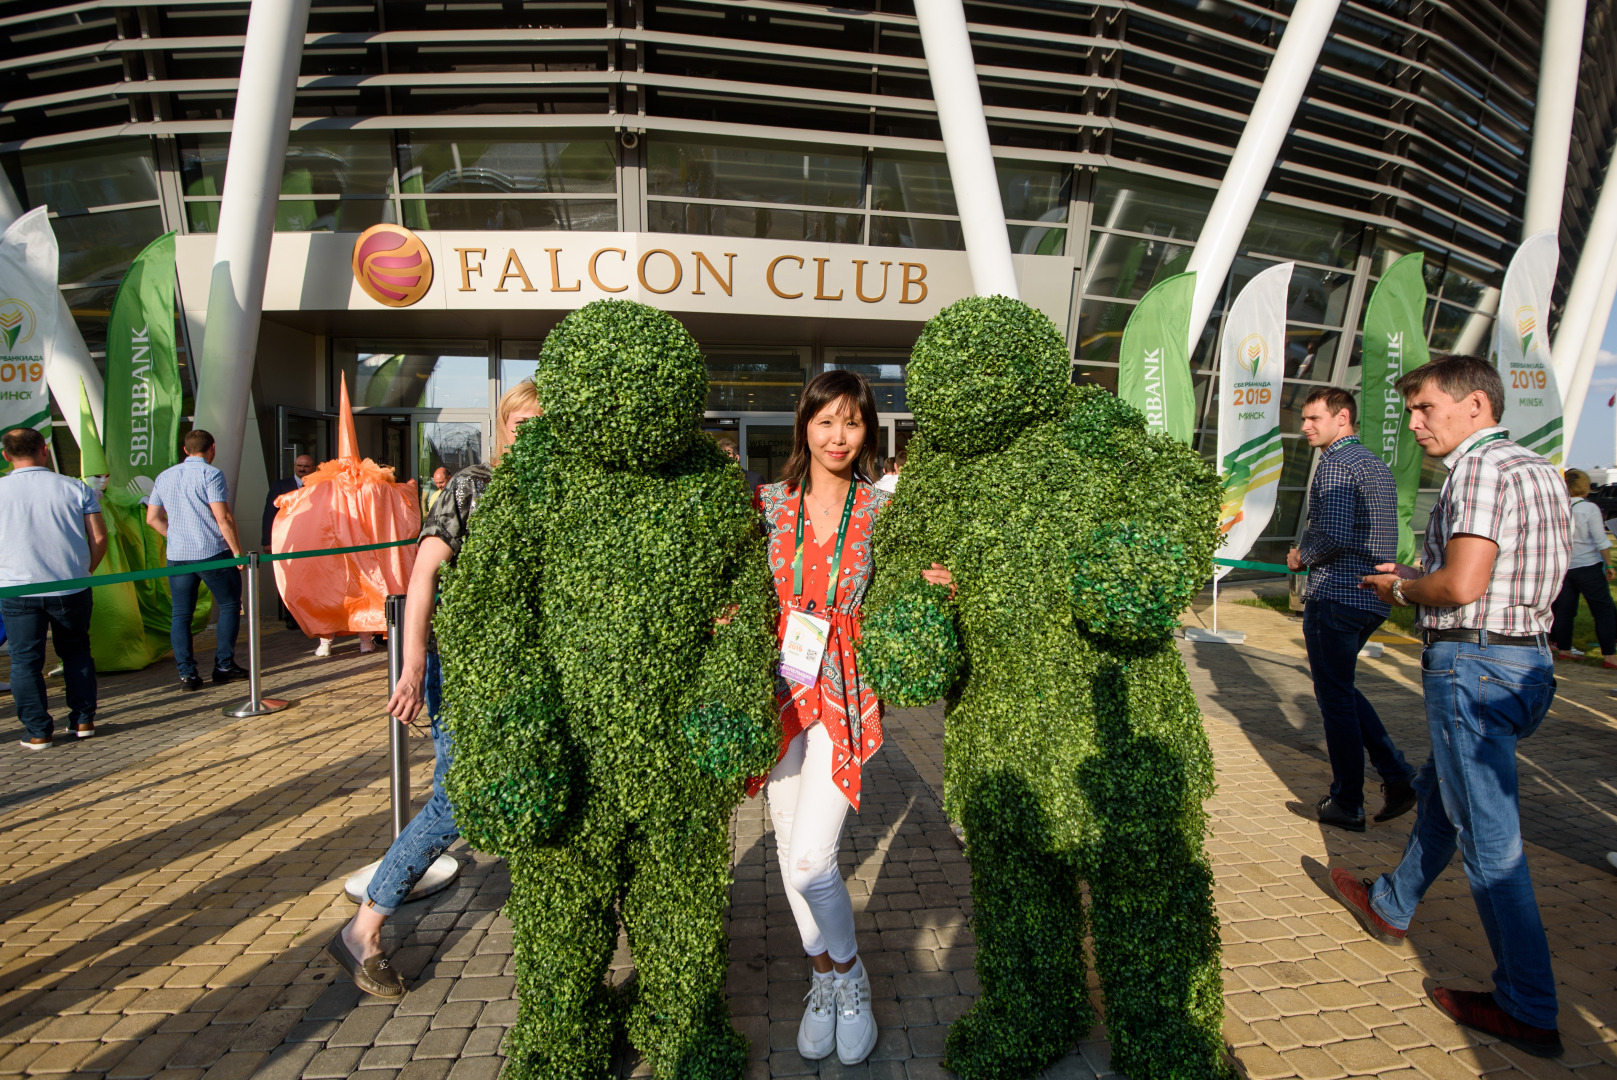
[1287,387,1415,832]
[1326,355,1569,1059]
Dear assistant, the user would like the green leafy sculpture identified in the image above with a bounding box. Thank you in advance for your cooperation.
[436,299,780,1080]
[858,296,1230,1080]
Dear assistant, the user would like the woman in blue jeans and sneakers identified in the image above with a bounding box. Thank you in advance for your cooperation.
[327,381,541,998]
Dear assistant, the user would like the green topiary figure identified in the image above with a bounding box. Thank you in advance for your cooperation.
[858,296,1231,1080]
[435,299,780,1080]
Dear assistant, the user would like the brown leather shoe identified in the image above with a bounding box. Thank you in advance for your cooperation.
[1430,986,1562,1058]
[325,929,404,999]
[1322,868,1406,946]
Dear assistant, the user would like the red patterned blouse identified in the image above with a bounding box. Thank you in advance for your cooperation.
[746,479,891,810]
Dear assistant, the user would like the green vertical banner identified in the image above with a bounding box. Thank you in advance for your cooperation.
[104,232,182,499]
[91,231,207,672]
[1118,272,1197,443]
[1360,253,1429,565]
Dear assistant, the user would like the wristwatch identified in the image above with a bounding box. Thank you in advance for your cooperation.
[1390,578,1411,608]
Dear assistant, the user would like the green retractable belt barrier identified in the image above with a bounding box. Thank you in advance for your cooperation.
[0,538,416,600]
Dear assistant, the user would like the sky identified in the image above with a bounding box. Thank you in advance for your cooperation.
[1563,296,1617,470]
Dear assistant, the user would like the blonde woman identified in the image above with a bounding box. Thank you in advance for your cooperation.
[328,380,542,998]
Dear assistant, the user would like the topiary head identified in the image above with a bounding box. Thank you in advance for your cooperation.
[907,295,1070,456]
[535,299,707,469]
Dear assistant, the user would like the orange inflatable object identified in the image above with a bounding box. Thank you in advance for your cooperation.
[272,379,420,636]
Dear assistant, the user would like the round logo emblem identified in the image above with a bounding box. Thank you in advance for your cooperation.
[0,298,36,354]
[1237,333,1267,376]
[351,225,433,308]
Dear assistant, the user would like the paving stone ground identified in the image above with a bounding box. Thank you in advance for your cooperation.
[1,599,1614,1080]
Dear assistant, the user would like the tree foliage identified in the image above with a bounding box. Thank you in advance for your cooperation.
[858,295,1231,1080]
[437,299,780,1080]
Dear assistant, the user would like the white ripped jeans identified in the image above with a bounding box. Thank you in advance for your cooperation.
[765,723,858,963]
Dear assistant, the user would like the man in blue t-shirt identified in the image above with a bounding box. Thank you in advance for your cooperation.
[147,429,246,692]
[0,427,108,748]
[1287,387,1417,832]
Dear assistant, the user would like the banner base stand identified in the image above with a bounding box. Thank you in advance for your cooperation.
[1184,627,1246,644]
[343,854,460,905]
[1359,642,1385,659]
[223,697,289,718]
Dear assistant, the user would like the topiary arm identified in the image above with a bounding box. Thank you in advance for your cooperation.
[681,515,782,785]
[1069,429,1221,643]
[436,423,578,856]
[857,439,966,707]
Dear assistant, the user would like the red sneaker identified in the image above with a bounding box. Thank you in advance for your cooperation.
[1322,868,1406,946]
[1430,986,1562,1058]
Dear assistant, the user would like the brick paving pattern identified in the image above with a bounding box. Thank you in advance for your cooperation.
[0,600,1613,1080]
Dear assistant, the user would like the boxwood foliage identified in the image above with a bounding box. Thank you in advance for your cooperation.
[436,299,781,1080]
[858,296,1231,1080]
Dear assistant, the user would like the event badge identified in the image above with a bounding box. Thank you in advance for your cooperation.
[780,609,830,687]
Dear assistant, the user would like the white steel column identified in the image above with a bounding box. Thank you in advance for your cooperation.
[915,0,1019,299]
[1558,251,1617,456]
[192,0,311,498]
[1453,0,1587,363]
[1452,286,1500,355]
[1184,0,1341,346]
[1553,139,1617,395]
[1524,0,1587,238]
[0,174,105,452]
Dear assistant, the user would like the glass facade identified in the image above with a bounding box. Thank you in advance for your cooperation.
[2,0,1613,555]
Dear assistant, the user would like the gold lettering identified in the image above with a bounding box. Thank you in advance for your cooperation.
[545,248,580,292]
[813,257,843,301]
[900,262,928,304]
[637,249,683,294]
[692,252,736,296]
[853,260,891,303]
[494,249,537,293]
[588,248,628,293]
[454,247,487,292]
[766,255,805,299]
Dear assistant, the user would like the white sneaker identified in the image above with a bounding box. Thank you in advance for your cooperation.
[833,962,877,1065]
[1606,851,1617,874]
[314,638,332,658]
[797,970,836,1060]
[358,636,376,654]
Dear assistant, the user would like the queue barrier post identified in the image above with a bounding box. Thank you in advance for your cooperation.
[222,552,290,718]
[342,592,460,904]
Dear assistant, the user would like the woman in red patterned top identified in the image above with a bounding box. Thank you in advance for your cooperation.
[749,370,951,1066]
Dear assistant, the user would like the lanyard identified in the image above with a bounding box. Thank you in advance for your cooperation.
[1458,431,1508,459]
[792,481,859,612]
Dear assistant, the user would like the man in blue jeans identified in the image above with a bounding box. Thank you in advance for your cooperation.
[0,427,107,747]
[1346,354,1569,1057]
[147,429,247,691]
[1288,387,1415,831]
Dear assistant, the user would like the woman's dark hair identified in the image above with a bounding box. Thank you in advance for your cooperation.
[781,369,880,492]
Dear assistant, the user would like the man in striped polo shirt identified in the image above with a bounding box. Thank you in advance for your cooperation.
[1329,354,1569,1058]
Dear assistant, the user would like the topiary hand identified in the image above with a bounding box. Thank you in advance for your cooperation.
[443,679,578,858]
[1070,523,1202,643]
[681,702,780,783]
[857,576,963,708]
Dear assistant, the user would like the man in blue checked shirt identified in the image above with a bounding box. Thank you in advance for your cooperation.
[1286,387,1416,832]
[147,429,247,693]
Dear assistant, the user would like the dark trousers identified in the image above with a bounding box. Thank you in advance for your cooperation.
[1549,563,1616,656]
[1302,596,1414,815]
[1,590,96,741]
[168,553,241,679]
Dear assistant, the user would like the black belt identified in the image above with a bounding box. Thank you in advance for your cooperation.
[1420,628,1546,648]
